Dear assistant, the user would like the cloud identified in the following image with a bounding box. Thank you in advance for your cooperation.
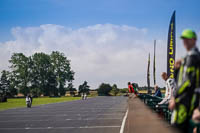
[198,32,200,40]
[0,24,171,89]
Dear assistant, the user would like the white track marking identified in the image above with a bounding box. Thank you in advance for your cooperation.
[120,109,128,133]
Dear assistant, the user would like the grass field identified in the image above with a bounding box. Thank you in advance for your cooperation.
[0,97,81,111]
[138,90,165,94]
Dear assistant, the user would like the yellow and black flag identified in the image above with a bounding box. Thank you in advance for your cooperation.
[147,53,151,94]
[167,11,176,79]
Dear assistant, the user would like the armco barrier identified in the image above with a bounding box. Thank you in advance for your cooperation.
[138,93,200,132]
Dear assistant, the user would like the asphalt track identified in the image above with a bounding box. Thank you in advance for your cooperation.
[0,96,128,133]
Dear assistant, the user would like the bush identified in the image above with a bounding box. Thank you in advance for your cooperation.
[97,83,112,96]
[120,88,128,93]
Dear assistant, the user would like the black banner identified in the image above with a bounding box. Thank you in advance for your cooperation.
[153,40,156,85]
[167,11,176,79]
[147,53,151,94]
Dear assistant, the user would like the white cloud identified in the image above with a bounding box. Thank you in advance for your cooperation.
[198,32,200,41]
[0,24,182,89]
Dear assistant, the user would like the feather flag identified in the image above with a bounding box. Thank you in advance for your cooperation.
[153,40,156,85]
[147,53,151,94]
[167,11,176,79]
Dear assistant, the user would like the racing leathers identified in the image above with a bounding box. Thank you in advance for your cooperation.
[171,47,200,131]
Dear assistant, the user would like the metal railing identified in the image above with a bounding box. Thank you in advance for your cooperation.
[138,93,200,133]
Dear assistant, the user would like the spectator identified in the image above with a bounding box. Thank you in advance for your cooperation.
[84,93,87,100]
[153,85,162,97]
[128,82,135,98]
[158,72,176,105]
[132,83,138,96]
[81,93,84,100]
[169,29,200,133]
[29,94,33,106]
[26,95,31,108]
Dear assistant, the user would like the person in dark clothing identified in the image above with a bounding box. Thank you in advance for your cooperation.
[29,95,33,106]
[26,95,31,108]
[154,85,162,97]
[169,29,200,133]
[132,83,138,96]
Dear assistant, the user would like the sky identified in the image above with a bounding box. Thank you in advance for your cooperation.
[0,0,200,89]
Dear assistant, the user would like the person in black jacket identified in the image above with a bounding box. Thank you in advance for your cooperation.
[169,29,200,133]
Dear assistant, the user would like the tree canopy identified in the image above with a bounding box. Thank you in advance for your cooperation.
[97,83,112,96]
[0,51,74,97]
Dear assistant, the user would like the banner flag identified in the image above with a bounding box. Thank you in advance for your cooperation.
[147,53,151,94]
[153,40,156,85]
[167,11,176,79]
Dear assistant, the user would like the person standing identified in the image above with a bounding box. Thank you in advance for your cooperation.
[128,82,135,98]
[81,93,84,100]
[26,95,31,108]
[29,94,33,106]
[84,93,87,100]
[169,29,200,133]
[158,72,176,105]
[132,83,138,96]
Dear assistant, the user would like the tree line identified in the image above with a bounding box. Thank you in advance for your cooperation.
[97,83,120,96]
[0,51,74,97]
[0,50,137,98]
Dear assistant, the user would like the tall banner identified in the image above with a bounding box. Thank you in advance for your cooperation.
[167,11,176,79]
[153,40,156,85]
[147,53,151,94]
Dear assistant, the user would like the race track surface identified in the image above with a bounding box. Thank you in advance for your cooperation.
[0,96,128,133]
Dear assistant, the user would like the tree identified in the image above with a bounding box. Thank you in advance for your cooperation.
[0,70,10,94]
[97,83,112,96]
[7,51,75,97]
[47,72,58,96]
[9,53,31,96]
[67,82,76,96]
[120,88,128,93]
[78,81,90,95]
[50,51,74,96]
[0,70,18,97]
[111,84,119,96]
[31,53,52,96]
[8,72,18,97]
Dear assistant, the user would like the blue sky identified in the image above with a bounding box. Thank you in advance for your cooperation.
[0,0,200,41]
[0,0,200,88]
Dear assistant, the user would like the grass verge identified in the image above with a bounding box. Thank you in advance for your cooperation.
[0,97,81,111]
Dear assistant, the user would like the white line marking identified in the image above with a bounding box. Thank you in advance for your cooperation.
[0,126,121,130]
[120,109,128,133]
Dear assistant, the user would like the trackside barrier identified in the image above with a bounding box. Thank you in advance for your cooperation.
[138,93,200,132]
[138,94,171,123]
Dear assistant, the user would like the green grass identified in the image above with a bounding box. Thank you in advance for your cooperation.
[0,97,81,111]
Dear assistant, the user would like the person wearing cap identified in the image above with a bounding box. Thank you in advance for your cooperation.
[169,29,200,132]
